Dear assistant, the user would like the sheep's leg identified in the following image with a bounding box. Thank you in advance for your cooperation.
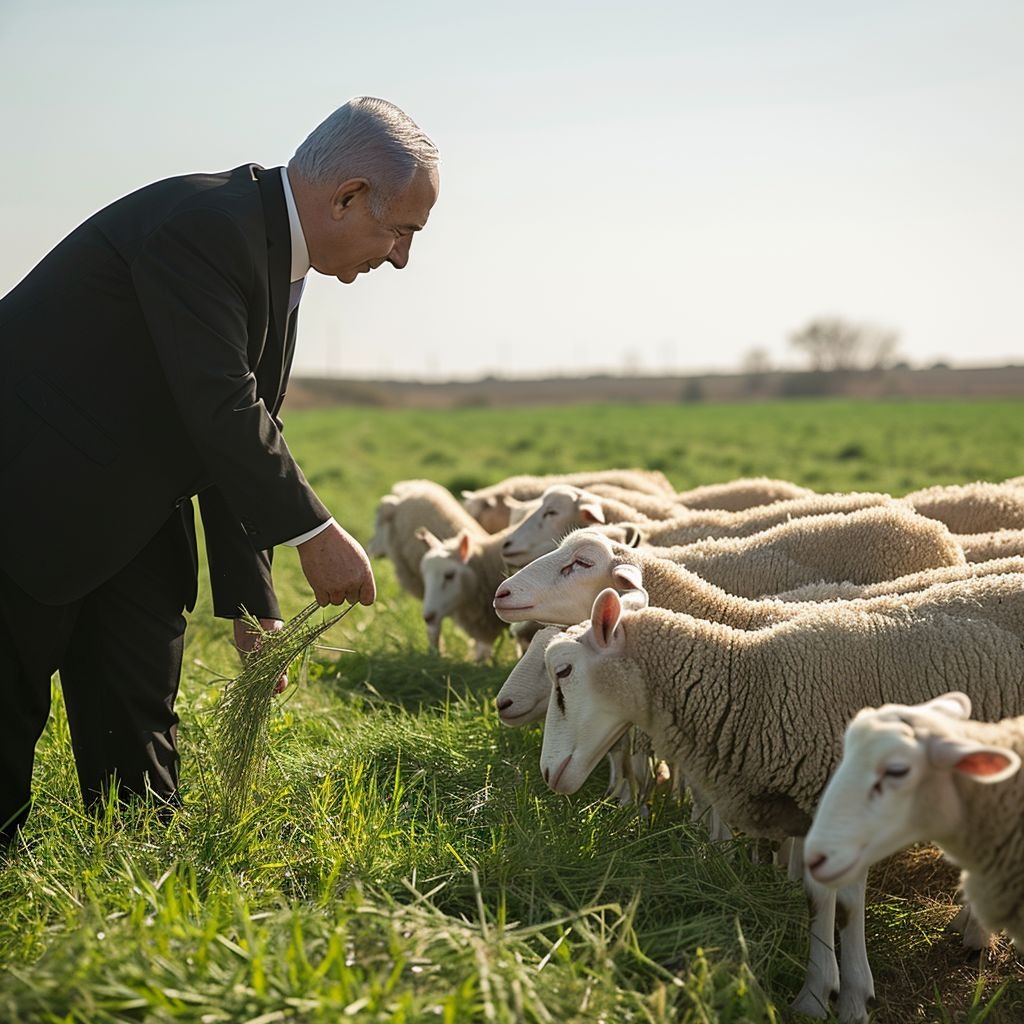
[835,875,873,1024]
[949,898,995,951]
[473,639,493,661]
[604,741,628,803]
[791,874,839,1020]
[785,836,805,883]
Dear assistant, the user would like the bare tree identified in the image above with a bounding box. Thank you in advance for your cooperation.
[789,316,900,373]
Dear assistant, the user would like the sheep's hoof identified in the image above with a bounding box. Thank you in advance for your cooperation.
[790,985,834,1020]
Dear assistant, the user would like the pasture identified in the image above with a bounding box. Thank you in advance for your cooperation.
[2,398,1023,1023]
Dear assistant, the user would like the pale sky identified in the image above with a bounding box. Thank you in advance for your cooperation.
[2,0,1021,380]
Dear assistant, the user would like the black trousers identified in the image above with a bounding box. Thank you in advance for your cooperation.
[0,516,190,843]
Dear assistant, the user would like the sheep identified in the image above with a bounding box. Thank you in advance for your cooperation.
[597,491,896,548]
[804,692,1024,949]
[671,475,815,511]
[500,484,684,568]
[538,587,1024,1022]
[494,528,1024,637]
[461,469,676,533]
[957,528,1024,562]
[366,480,485,600]
[418,524,516,660]
[582,483,691,520]
[774,555,1024,602]
[654,505,965,598]
[900,481,1024,534]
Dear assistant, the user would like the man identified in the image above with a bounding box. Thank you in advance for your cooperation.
[0,96,440,844]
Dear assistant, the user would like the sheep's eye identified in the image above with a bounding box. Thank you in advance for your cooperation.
[443,570,456,581]
[576,557,593,569]
[883,765,909,779]
[555,664,573,680]
[543,508,561,518]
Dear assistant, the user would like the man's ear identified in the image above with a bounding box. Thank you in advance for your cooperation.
[331,178,370,218]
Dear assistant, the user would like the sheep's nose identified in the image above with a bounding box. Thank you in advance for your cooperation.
[423,611,436,624]
[543,766,550,783]
[495,586,511,600]
[496,697,513,712]
[806,851,827,874]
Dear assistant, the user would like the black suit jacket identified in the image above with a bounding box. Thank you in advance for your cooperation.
[0,164,329,616]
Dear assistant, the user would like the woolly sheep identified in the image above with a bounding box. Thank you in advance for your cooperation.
[461,469,676,533]
[538,588,1024,1021]
[671,475,815,510]
[805,692,1024,949]
[957,529,1024,562]
[775,555,1024,602]
[367,480,483,599]
[500,484,676,568]
[900,481,1024,534]
[495,528,1024,636]
[655,505,965,598]
[601,491,896,548]
[418,524,515,660]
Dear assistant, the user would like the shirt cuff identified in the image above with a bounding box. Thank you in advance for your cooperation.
[282,518,335,547]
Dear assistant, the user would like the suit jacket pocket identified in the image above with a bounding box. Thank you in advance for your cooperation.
[14,370,117,466]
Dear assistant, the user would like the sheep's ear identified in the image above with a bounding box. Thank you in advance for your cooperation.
[622,525,644,547]
[922,692,972,720]
[457,531,473,563]
[928,737,1022,782]
[461,489,479,501]
[612,563,644,591]
[415,527,443,550]
[590,588,623,648]
[578,499,607,525]
[503,495,529,509]
[618,588,650,612]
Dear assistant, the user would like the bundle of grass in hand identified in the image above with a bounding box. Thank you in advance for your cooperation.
[212,600,355,816]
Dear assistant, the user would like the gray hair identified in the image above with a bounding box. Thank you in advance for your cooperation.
[290,96,438,218]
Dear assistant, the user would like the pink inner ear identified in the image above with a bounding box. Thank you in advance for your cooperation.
[955,750,1014,777]
[458,533,471,562]
[594,589,620,646]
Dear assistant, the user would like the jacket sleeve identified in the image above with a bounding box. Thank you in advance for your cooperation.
[130,205,330,551]
[199,486,282,620]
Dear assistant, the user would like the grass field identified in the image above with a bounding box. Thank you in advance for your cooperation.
[2,398,1023,1023]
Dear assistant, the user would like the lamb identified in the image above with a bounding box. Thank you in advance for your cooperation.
[461,469,676,533]
[538,587,1024,1022]
[670,475,814,510]
[805,692,1024,949]
[655,505,965,598]
[495,528,1024,635]
[418,524,516,659]
[900,481,1024,534]
[366,480,485,600]
[500,484,691,568]
[956,529,1024,562]
[599,491,896,548]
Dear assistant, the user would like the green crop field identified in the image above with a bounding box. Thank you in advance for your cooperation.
[2,398,1023,1023]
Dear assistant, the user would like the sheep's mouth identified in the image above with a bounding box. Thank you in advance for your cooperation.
[499,701,545,726]
[808,852,863,886]
[493,599,534,613]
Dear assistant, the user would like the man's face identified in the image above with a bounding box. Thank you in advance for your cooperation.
[313,165,439,284]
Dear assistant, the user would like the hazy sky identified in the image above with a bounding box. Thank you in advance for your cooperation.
[2,0,1021,380]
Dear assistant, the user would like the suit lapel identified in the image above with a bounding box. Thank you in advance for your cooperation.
[252,165,291,406]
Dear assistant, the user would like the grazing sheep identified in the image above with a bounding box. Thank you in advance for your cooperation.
[583,483,690,520]
[656,505,965,598]
[671,476,815,510]
[602,491,896,548]
[367,480,483,600]
[494,528,1024,637]
[805,692,1024,949]
[775,555,1024,602]
[418,525,515,659]
[500,484,660,567]
[901,481,1024,534]
[956,529,1024,562]
[461,469,676,533]
[538,588,1024,1022]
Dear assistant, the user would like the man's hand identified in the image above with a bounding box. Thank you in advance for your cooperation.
[233,616,288,693]
[297,521,377,608]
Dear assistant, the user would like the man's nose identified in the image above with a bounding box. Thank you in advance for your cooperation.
[387,235,413,270]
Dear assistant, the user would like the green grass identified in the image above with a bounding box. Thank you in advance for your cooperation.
[3,398,1024,1023]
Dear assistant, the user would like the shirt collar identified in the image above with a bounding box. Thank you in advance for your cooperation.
[280,167,310,283]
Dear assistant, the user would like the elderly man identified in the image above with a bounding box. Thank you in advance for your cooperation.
[0,96,439,844]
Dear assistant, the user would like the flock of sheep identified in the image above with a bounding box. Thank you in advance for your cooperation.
[366,470,1024,1023]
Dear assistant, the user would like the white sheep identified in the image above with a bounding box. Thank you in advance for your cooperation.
[461,469,676,533]
[494,528,1024,636]
[671,475,814,510]
[655,505,965,598]
[956,528,1024,562]
[603,491,896,548]
[366,480,484,600]
[537,587,1024,1022]
[804,693,1024,949]
[418,525,515,660]
[901,481,1024,534]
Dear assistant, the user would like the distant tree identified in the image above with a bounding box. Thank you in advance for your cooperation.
[788,316,901,373]
[741,346,773,395]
